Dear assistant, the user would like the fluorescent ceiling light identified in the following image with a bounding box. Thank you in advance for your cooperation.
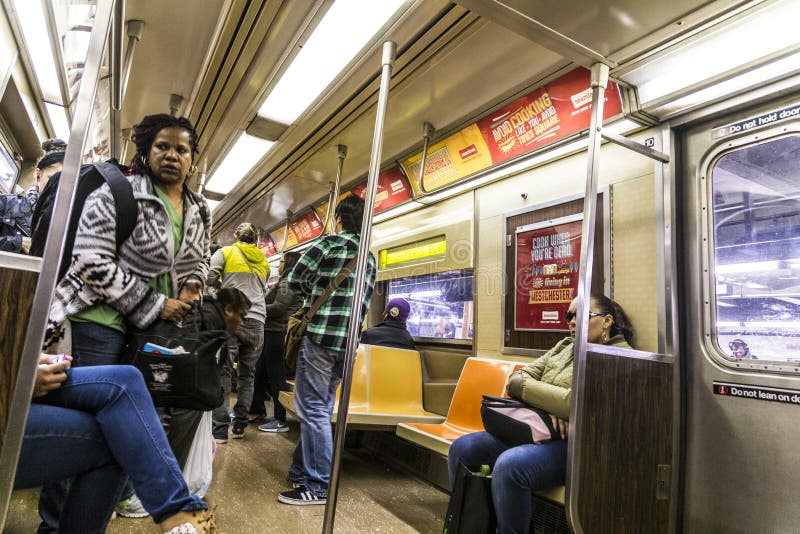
[12,0,62,103]
[45,103,70,141]
[657,51,800,116]
[205,132,274,194]
[622,0,800,105]
[258,0,405,125]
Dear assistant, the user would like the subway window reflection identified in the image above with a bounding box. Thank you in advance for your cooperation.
[387,270,473,340]
[711,135,800,363]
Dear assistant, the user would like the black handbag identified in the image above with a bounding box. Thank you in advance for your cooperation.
[480,395,560,446]
[443,463,496,534]
[124,308,228,411]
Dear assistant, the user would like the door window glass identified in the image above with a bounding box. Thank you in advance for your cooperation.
[711,135,800,363]
[0,140,18,193]
[387,270,473,340]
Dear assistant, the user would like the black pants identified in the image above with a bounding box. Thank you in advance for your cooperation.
[250,330,289,422]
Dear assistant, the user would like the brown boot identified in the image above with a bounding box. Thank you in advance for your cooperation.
[159,508,217,533]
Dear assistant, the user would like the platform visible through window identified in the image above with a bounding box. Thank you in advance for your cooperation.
[0,140,18,193]
[387,270,473,340]
[711,135,800,363]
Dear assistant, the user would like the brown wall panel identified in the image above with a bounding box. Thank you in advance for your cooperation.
[0,268,38,451]
[577,352,672,533]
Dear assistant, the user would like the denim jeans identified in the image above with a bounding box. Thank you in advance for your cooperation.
[17,365,206,533]
[213,318,264,433]
[447,431,568,534]
[288,336,344,496]
[37,321,128,533]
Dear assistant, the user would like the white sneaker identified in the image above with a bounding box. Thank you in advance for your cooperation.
[115,494,150,518]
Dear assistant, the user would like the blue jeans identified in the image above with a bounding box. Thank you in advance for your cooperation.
[17,365,206,533]
[37,321,128,533]
[288,336,344,496]
[448,432,568,534]
[213,318,264,433]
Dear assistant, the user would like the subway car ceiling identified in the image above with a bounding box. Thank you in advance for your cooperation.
[2,0,798,242]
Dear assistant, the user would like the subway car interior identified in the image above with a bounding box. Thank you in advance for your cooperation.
[1,0,799,532]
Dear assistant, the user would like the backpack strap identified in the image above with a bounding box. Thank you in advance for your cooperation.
[93,161,137,248]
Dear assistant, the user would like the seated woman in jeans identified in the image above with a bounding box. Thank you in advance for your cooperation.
[15,356,217,534]
[447,294,633,534]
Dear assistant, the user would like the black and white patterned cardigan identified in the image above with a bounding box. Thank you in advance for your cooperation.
[45,173,211,347]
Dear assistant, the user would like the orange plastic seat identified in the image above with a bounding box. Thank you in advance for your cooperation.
[278,344,443,429]
[396,357,517,456]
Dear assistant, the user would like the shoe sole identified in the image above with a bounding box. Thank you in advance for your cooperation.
[214,438,228,444]
[258,426,289,433]
[231,433,244,439]
[116,511,150,518]
[277,495,326,506]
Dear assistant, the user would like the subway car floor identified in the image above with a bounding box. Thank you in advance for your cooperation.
[5,405,449,533]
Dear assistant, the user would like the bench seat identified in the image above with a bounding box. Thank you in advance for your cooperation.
[278,344,444,429]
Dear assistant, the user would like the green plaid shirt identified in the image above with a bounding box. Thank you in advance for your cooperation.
[286,232,377,353]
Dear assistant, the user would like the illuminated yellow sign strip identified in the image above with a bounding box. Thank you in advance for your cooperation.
[380,237,446,269]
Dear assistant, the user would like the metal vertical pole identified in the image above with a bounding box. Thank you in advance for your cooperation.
[322,41,396,534]
[0,0,115,528]
[565,62,608,534]
[281,211,292,251]
[328,145,347,235]
[42,0,72,120]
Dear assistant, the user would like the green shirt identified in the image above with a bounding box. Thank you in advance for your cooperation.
[70,187,183,331]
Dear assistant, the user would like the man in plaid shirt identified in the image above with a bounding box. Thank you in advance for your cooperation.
[279,195,377,506]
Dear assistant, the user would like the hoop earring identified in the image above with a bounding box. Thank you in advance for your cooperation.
[189,165,197,175]
[601,329,609,344]
[140,155,149,168]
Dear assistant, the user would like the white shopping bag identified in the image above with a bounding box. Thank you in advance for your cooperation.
[183,410,215,497]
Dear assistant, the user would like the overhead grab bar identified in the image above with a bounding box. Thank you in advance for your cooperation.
[328,144,347,235]
[417,121,435,192]
[120,19,144,104]
[111,0,124,110]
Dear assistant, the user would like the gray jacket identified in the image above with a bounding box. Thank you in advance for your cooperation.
[45,174,211,347]
[264,276,303,332]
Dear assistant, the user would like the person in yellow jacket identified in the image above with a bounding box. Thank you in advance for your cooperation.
[207,222,269,441]
[447,294,633,534]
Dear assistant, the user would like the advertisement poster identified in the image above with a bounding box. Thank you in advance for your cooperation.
[258,234,278,257]
[401,124,492,192]
[400,67,623,194]
[515,216,583,331]
[349,165,414,212]
[477,68,622,164]
[288,211,323,245]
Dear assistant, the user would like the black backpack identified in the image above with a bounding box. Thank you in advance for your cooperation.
[55,161,138,279]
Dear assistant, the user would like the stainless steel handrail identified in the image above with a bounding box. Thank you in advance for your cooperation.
[0,0,116,528]
[322,40,397,534]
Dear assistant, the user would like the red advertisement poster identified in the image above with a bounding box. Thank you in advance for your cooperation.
[288,211,324,245]
[258,234,278,257]
[515,217,583,331]
[478,68,622,164]
[349,165,413,213]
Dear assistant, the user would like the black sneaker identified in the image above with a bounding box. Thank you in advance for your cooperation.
[278,486,326,506]
[231,422,245,439]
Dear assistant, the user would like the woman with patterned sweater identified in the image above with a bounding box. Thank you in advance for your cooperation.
[37,114,212,529]
[447,294,634,534]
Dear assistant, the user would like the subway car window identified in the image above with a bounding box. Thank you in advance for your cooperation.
[0,141,18,193]
[711,135,800,363]
[387,270,473,340]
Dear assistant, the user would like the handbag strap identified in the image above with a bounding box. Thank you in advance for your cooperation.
[304,256,358,321]
[234,246,266,300]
